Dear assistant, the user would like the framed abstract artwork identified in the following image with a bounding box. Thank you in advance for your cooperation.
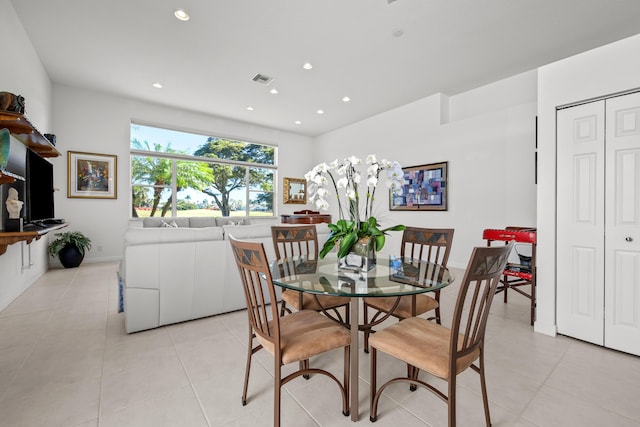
[390,161,448,211]
[68,151,117,199]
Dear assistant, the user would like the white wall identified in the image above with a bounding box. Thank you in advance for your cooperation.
[50,84,315,263]
[0,0,53,310]
[51,69,539,277]
[314,70,538,269]
[537,33,640,336]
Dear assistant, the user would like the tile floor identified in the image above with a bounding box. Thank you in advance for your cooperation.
[1,262,639,426]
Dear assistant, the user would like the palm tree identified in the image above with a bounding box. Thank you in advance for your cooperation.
[131,139,213,217]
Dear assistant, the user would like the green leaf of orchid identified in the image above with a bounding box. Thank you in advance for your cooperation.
[380,224,406,233]
[327,223,340,232]
[320,239,337,258]
[337,232,358,258]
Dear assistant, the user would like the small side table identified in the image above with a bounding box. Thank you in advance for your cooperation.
[280,214,331,224]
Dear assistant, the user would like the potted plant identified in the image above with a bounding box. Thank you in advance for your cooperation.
[304,154,406,270]
[48,231,92,268]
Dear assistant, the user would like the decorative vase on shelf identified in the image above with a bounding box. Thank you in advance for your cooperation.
[338,237,377,271]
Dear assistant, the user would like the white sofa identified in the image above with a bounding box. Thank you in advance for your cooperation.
[121,216,330,333]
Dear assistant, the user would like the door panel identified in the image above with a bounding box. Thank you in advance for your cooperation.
[604,93,640,355]
[557,101,605,344]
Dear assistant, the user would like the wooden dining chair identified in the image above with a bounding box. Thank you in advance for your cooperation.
[363,227,454,352]
[229,237,351,427]
[271,225,350,322]
[369,243,513,427]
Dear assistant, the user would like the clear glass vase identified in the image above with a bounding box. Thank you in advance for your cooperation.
[338,237,377,271]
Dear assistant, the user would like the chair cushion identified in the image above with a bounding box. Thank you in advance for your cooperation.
[281,289,350,311]
[257,310,350,364]
[364,294,438,319]
[368,317,479,379]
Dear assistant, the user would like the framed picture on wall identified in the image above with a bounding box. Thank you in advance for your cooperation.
[67,151,117,199]
[389,161,448,211]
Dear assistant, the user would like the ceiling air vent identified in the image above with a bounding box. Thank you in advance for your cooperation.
[251,73,274,85]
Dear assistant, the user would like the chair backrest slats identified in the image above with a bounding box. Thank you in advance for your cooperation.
[271,225,319,260]
[230,237,280,345]
[401,227,454,267]
[450,244,512,361]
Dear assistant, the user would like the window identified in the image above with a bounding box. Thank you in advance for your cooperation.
[130,123,276,218]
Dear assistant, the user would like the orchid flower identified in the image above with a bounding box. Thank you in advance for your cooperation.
[305,154,406,258]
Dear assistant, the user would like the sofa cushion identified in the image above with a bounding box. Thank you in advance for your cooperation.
[143,217,190,228]
[215,216,251,226]
[188,217,217,228]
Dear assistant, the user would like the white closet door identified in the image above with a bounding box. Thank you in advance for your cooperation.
[556,101,605,345]
[604,92,640,355]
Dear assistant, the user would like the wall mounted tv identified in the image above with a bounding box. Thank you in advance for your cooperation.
[26,149,55,223]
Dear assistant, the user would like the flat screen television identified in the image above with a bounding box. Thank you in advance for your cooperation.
[25,149,55,223]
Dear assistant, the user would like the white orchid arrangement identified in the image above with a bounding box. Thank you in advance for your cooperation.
[304,154,406,258]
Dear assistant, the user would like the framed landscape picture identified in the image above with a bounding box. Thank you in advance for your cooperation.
[68,151,117,199]
[390,161,448,211]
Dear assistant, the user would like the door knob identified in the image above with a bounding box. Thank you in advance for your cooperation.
[626,237,634,242]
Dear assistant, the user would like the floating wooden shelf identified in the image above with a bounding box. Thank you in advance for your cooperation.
[0,223,68,256]
[0,174,15,185]
[0,169,24,185]
[0,231,40,255]
[0,111,60,158]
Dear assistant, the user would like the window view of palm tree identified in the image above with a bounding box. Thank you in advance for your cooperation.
[130,124,276,218]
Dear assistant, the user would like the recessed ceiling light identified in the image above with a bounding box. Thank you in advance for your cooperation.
[174,9,190,21]
[317,109,324,115]
[303,62,313,70]
[152,83,163,89]
[270,88,278,94]
[342,96,351,102]
[295,120,302,125]
[246,106,254,111]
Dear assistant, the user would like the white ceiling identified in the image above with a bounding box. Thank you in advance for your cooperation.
[10,0,640,136]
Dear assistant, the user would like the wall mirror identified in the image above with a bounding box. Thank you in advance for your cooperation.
[283,177,307,204]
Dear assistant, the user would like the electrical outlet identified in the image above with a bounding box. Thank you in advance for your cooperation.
[97,245,103,252]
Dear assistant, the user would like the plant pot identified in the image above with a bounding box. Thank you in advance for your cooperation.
[58,244,85,268]
[338,237,377,271]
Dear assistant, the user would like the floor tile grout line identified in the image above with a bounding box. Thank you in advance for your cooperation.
[96,267,117,427]
[0,332,38,404]
[512,337,572,425]
[168,328,213,427]
[0,268,79,404]
[285,388,323,426]
[531,340,640,425]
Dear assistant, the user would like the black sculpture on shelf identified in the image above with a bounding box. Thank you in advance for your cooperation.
[0,91,26,114]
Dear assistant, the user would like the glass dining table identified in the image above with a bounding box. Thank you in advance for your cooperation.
[270,253,454,422]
